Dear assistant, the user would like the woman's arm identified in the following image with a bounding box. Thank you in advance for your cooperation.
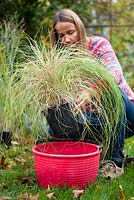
[91,36,124,85]
[88,36,134,100]
[76,79,107,112]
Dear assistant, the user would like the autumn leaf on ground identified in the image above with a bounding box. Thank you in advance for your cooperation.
[14,155,31,169]
[95,183,101,190]
[0,183,8,189]
[72,189,85,198]
[119,185,126,200]
[24,168,35,177]
[17,193,39,200]
[0,155,15,169]
[24,135,34,145]
[0,155,8,167]
[17,192,29,200]
[11,141,19,146]
[46,192,56,199]
[47,184,51,191]
[24,146,32,153]
[29,194,39,200]
[14,157,26,166]
[0,196,11,200]
[16,176,36,185]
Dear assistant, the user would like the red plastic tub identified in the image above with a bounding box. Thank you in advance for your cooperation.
[32,141,101,189]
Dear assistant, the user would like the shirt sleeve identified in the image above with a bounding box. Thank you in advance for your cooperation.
[92,37,123,85]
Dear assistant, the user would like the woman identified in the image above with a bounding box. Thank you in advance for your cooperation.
[49,9,134,179]
[50,9,134,102]
[50,8,134,136]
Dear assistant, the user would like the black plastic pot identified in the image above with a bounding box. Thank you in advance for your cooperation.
[0,131,12,148]
[45,103,80,138]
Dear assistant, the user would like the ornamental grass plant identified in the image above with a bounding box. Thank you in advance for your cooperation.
[10,39,125,159]
[0,18,24,135]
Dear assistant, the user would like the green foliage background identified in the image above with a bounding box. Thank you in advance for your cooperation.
[0,0,134,91]
[0,0,134,67]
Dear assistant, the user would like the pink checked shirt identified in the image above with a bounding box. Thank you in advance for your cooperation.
[87,36,134,101]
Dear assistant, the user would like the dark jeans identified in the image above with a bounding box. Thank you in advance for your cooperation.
[120,89,134,138]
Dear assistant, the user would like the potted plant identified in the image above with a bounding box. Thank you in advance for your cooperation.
[10,40,124,157]
[6,40,125,188]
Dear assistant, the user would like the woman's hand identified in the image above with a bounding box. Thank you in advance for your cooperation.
[76,89,97,112]
[76,88,91,112]
[76,87,99,112]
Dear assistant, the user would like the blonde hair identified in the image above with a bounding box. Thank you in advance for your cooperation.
[50,9,87,48]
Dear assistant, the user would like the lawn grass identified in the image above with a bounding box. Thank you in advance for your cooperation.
[0,136,134,200]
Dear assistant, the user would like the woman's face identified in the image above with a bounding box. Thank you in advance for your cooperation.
[55,22,79,45]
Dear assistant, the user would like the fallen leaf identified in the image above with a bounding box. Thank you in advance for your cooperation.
[0,196,11,200]
[17,193,39,200]
[119,185,126,200]
[0,155,15,170]
[29,194,39,200]
[17,192,29,200]
[24,135,34,144]
[17,176,36,185]
[27,177,37,185]
[47,184,51,191]
[0,183,8,189]
[46,192,56,199]
[7,164,13,169]
[14,157,26,165]
[24,168,34,177]
[0,155,8,167]
[24,147,32,152]
[95,184,101,190]
[72,189,85,198]
[11,141,19,146]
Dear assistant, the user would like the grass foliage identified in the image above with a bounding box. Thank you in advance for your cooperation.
[0,19,125,157]
[0,18,24,132]
[9,41,125,158]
